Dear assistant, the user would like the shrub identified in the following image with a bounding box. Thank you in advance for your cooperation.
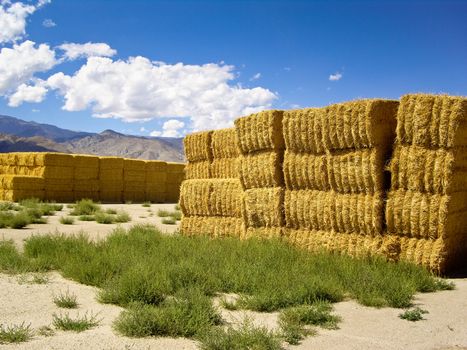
[0,322,33,344]
[53,290,78,308]
[52,312,99,332]
[59,216,75,225]
[70,199,101,216]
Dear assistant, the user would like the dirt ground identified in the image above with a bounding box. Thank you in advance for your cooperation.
[1,205,466,349]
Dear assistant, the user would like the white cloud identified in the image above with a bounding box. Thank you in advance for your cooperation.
[149,130,161,137]
[250,72,261,81]
[0,0,50,44]
[0,40,57,96]
[8,82,47,106]
[42,18,55,27]
[329,72,342,81]
[139,126,147,132]
[150,119,185,137]
[58,42,117,60]
[47,56,277,131]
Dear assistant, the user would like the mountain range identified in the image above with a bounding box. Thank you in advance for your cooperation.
[0,115,185,162]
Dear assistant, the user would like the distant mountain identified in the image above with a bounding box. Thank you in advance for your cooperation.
[0,115,185,162]
[0,115,93,142]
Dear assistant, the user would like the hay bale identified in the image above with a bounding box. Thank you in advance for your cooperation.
[146,190,166,203]
[45,178,72,192]
[184,131,213,162]
[124,182,146,191]
[1,189,45,201]
[123,190,146,203]
[99,156,124,169]
[243,187,284,228]
[283,151,328,191]
[165,185,181,203]
[40,166,74,180]
[166,162,185,173]
[390,145,467,194]
[211,128,240,158]
[100,191,122,203]
[146,160,168,172]
[283,100,398,153]
[235,110,284,153]
[45,191,74,202]
[75,191,99,201]
[73,154,99,168]
[385,189,467,239]
[396,94,467,148]
[124,170,146,182]
[100,169,123,182]
[284,190,384,235]
[9,153,36,166]
[75,180,99,192]
[34,153,74,167]
[0,175,44,190]
[185,161,211,179]
[241,227,283,240]
[181,216,244,238]
[210,158,239,179]
[147,172,168,184]
[100,180,123,192]
[123,159,146,172]
[74,167,99,180]
[239,151,283,189]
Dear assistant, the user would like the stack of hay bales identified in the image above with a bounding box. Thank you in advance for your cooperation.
[385,94,467,273]
[123,158,147,202]
[99,157,124,203]
[235,110,285,239]
[283,100,399,257]
[146,160,168,203]
[180,129,244,237]
[0,174,45,201]
[34,153,75,202]
[166,162,185,203]
[73,154,99,201]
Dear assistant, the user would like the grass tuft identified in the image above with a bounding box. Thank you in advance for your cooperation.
[105,208,117,215]
[399,307,428,322]
[0,322,33,344]
[95,212,115,224]
[52,312,100,332]
[156,209,170,217]
[115,211,131,223]
[53,290,78,308]
[59,216,75,225]
[161,217,176,225]
[70,199,101,216]
[36,326,55,337]
[142,202,151,208]
[78,215,95,221]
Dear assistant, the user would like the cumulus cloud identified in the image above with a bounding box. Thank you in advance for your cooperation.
[150,119,185,137]
[58,42,117,60]
[0,0,50,44]
[47,56,277,131]
[42,18,55,27]
[8,82,47,106]
[329,72,342,81]
[250,72,261,81]
[0,40,56,96]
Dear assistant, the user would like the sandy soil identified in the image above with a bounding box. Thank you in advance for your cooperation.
[1,206,466,349]
[0,203,180,250]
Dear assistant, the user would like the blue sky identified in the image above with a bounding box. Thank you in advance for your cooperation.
[0,0,466,137]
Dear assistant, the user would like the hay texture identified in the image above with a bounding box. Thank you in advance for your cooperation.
[396,94,467,148]
[283,151,328,191]
[235,110,284,153]
[390,145,467,194]
[184,131,213,162]
[181,216,244,238]
[385,189,467,240]
[284,190,384,235]
[210,158,239,179]
[185,161,211,179]
[211,128,240,159]
[283,100,398,153]
[0,175,44,190]
[1,190,45,201]
[241,227,283,240]
[34,153,75,167]
[239,151,283,189]
[242,187,284,228]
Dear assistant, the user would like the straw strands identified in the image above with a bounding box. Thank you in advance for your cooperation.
[239,151,283,188]
[0,174,44,190]
[184,131,213,162]
[181,216,244,238]
[211,128,240,158]
[242,187,284,228]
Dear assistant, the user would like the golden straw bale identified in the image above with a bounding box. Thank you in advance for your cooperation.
[100,169,123,182]
[40,166,74,179]
[45,191,74,202]
[243,187,284,228]
[146,190,166,203]
[74,167,99,180]
[185,161,211,179]
[385,189,467,239]
[166,162,185,173]
[180,216,209,236]
[100,180,123,191]
[147,172,168,184]
[283,108,326,154]
[284,190,384,235]
[179,180,212,216]
[211,128,240,158]
[326,148,387,194]
[396,94,467,148]
[75,191,99,201]
[73,154,99,168]
[181,216,244,238]
[209,179,243,217]
[283,151,328,191]
[124,170,146,182]
[0,153,8,165]
[166,173,184,186]
[0,175,44,190]
[124,182,146,191]
[146,182,166,193]
[34,153,74,167]
[242,227,283,240]
[8,153,36,166]
[184,131,213,162]
[100,191,122,203]
[210,158,239,179]
[1,189,45,201]
[165,186,181,203]
[123,191,145,203]
[146,160,168,172]
[239,151,283,189]
[390,145,467,194]
[99,156,124,169]
[45,178,72,191]
[235,110,284,153]
[75,180,99,192]
[123,159,146,172]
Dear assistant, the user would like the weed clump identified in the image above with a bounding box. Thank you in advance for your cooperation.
[0,322,33,344]
[399,307,428,321]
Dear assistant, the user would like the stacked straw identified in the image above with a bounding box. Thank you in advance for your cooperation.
[283,100,399,258]
[235,110,285,239]
[99,157,124,203]
[123,159,147,202]
[385,94,467,273]
[73,154,99,201]
[0,174,45,201]
[165,162,185,203]
[180,128,244,238]
[146,160,168,203]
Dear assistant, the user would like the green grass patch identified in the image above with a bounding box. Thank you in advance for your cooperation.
[142,202,151,208]
[95,212,115,224]
[53,290,78,308]
[0,322,33,344]
[70,199,101,216]
[115,211,131,223]
[78,215,95,221]
[399,307,428,321]
[169,211,182,221]
[105,208,117,215]
[52,312,99,332]
[59,216,75,225]
[156,209,170,217]
[161,217,176,225]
